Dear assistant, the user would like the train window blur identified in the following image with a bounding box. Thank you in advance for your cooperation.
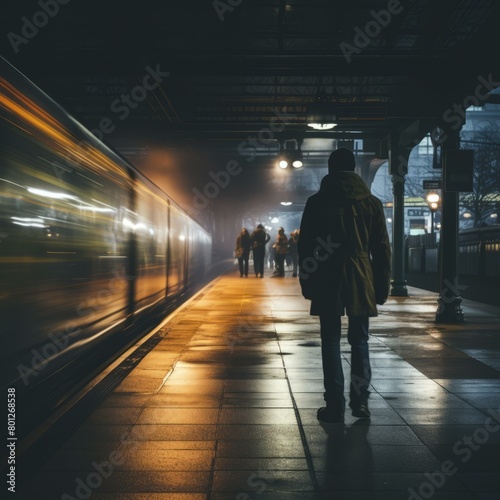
[133,171,169,309]
[167,204,187,296]
[1,58,211,417]
[1,75,131,362]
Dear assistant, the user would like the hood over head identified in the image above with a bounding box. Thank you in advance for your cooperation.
[319,172,371,203]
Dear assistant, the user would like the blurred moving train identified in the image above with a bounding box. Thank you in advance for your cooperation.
[0,57,211,432]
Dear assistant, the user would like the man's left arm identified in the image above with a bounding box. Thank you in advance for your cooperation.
[370,199,391,304]
[298,199,320,299]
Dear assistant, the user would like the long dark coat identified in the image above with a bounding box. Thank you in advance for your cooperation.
[235,232,251,258]
[298,172,391,317]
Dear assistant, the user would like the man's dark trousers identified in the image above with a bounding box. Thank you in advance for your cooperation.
[253,247,265,276]
[319,313,372,406]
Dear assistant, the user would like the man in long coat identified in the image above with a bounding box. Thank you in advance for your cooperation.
[251,224,271,278]
[298,148,391,423]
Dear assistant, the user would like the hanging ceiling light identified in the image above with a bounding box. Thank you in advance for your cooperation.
[307,123,337,130]
[306,91,337,130]
[277,139,304,169]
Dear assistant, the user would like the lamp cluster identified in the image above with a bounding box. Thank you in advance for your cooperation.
[426,192,440,212]
[278,151,303,169]
[277,139,303,169]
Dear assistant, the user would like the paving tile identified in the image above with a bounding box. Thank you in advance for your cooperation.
[216,438,305,458]
[429,444,500,472]
[222,397,293,408]
[305,424,423,448]
[219,408,297,425]
[370,378,447,393]
[211,470,313,492]
[84,407,144,425]
[382,393,476,409]
[114,376,165,393]
[410,424,500,446]
[137,408,219,425]
[394,408,492,425]
[457,472,500,495]
[315,471,467,492]
[158,380,225,395]
[312,445,443,472]
[20,471,211,498]
[147,393,221,407]
[214,457,308,470]
[223,379,290,392]
[216,424,302,441]
[92,495,206,500]
[434,379,500,392]
[92,495,205,500]
[99,394,152,408]
[126,425,217,441]
[299,408,407,426]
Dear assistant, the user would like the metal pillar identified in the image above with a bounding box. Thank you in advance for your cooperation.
[388,137,409,297]
[436,128,465,323]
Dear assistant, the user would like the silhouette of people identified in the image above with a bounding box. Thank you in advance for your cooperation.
[298,148,391,423]
[288,229,299,277]
[272,227,288,277]
[235,228,251,277]
[250,224,270,278]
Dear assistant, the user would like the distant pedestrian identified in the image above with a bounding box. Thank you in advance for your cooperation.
[267,243,276,271]
[288,229,300,277]
[298,148,391,423]
[272,227,288,277]
[251,224,271,278]
[235,228,251,277]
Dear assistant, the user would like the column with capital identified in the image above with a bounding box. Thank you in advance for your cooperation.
[435,124,465,323]
[388,134,410,297]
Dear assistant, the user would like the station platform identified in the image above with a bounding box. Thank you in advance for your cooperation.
[19,270,500,499]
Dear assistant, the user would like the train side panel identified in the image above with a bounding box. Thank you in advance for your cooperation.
[1,64,133,386]
[1,58,212,399]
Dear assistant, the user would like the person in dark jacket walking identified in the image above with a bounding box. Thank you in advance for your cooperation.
[272,227,288,277]
[251,224,271,278]
[298,148,391,423]
[235,228,251,277]
[288,229,300,277]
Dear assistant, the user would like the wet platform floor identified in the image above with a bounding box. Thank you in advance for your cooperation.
[20,271,500,499]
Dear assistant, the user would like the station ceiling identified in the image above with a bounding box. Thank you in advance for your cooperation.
[3,0,500,216]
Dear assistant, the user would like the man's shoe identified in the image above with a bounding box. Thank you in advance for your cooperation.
[317,406,344,424]
[351,404,371,419]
